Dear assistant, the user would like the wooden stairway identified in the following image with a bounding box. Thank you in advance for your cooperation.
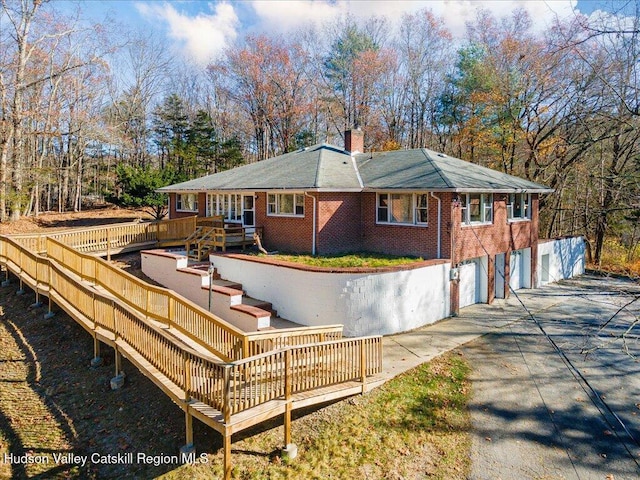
[184,226,216,261]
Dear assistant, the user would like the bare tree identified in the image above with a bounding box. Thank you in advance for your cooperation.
[104,32,173,167]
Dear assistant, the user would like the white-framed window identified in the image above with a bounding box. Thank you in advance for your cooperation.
[461,193,493,225]
[507,193,530,221]
[176,193,198,212]
[267,193,305,216]
[207,193,252,223]
[376,193,429,225]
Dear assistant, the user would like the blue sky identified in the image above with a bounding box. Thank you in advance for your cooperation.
[55,0,624,66]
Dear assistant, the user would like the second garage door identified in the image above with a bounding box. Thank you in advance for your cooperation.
[509,248,531,291]
[459,260,479,308]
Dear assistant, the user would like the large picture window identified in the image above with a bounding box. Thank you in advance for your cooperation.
[376,193,428,225]
[461,193,492,225]
[207,193,257,225]
[176,193,198,212]
[508,193,530,221]
[267,193,304,216]
[207,193,242,221]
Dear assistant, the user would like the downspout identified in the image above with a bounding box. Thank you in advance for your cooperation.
[430,192,441,258]
[305,192,317,255]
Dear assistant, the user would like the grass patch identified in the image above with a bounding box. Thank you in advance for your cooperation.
[160,352,472,479]
[259,252,424,269]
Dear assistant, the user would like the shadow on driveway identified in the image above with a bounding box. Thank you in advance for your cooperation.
[463,274,640,479]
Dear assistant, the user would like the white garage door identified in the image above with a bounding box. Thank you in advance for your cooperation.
[509,249,531,291]
[459,260,479,308]
[510,250,522,291]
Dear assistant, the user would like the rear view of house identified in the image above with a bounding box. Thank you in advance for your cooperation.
[159,129,555,316]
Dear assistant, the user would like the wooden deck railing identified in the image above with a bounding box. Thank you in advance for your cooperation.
[1,231,382,480]
[225,336,382,415]
[8,216,199,254]
[0,234,382,420]
[51,222,155,253]
[245,325,344,357]
[46,237,246,361]
[1,219,347,362]
[156,216,198,245]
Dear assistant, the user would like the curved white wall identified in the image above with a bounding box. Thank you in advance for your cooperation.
[211,256,451,337]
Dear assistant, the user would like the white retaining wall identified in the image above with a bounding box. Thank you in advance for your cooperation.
[537,237,585,287]
[211,256,451,337]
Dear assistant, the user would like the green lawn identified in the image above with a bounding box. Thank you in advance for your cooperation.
[259,252,424,268]
[159,352,472,479]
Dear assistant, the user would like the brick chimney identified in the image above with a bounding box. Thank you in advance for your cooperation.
[344,128,364,153]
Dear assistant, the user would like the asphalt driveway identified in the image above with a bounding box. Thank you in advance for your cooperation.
[462,274,640,479]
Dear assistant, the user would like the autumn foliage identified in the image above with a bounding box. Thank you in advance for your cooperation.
[0,1,639,269]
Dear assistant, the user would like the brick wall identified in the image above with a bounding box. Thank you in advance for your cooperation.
[168,192,207,219]
[452,194,538,263]
[255,192,314,253]
[316,192,362,254]
[450,193,540,304]
[361,192,447,259]
[166,190,541,291]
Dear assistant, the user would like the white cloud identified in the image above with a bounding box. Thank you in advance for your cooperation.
[249,0,578,39]
[134,0,583,65]
[136,1,238,66]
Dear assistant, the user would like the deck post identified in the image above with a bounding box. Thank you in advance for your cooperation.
[223,367,231,424]
[223,431,232,480]
[114,348,122,376]
[29,291,43,309]
[183,410,194,449]
[222,366,232,478]
[360,338,367,394]
[284,349,292,446]
[16,279,25,295]
[91,337,103,367]
[281,348,297,460]
[168,298,174,328]
[183,351,191,402]
[110,348,125,390]
[106,229,111,261]
[44,296,55,319]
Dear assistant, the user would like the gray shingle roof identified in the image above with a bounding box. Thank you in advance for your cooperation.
[355,149,552,192]
[157,143,362,192]
[159,144,552,193]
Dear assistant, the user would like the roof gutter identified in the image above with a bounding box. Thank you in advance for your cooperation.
[361,187,554,194]
[430,192,442,259]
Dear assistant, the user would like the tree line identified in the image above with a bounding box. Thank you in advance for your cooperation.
[1,0,639,264]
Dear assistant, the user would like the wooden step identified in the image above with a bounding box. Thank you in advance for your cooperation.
[242,296,276,317]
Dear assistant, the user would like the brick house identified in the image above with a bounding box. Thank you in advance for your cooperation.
[159,129,553,313]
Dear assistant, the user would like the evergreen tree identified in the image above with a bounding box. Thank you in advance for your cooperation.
[109,164,180,219]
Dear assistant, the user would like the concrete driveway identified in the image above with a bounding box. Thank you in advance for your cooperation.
[462,275,640,479]
[381,273,640,479]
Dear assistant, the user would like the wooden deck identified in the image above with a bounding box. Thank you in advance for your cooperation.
[0,219,383,479]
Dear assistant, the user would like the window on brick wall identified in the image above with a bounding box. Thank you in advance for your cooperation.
[176,193,198,212]
[267,193,304,216]
[207,193,243,221]
[376,193,428,225]
[507,193,530,221]
[460,193,492,225]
